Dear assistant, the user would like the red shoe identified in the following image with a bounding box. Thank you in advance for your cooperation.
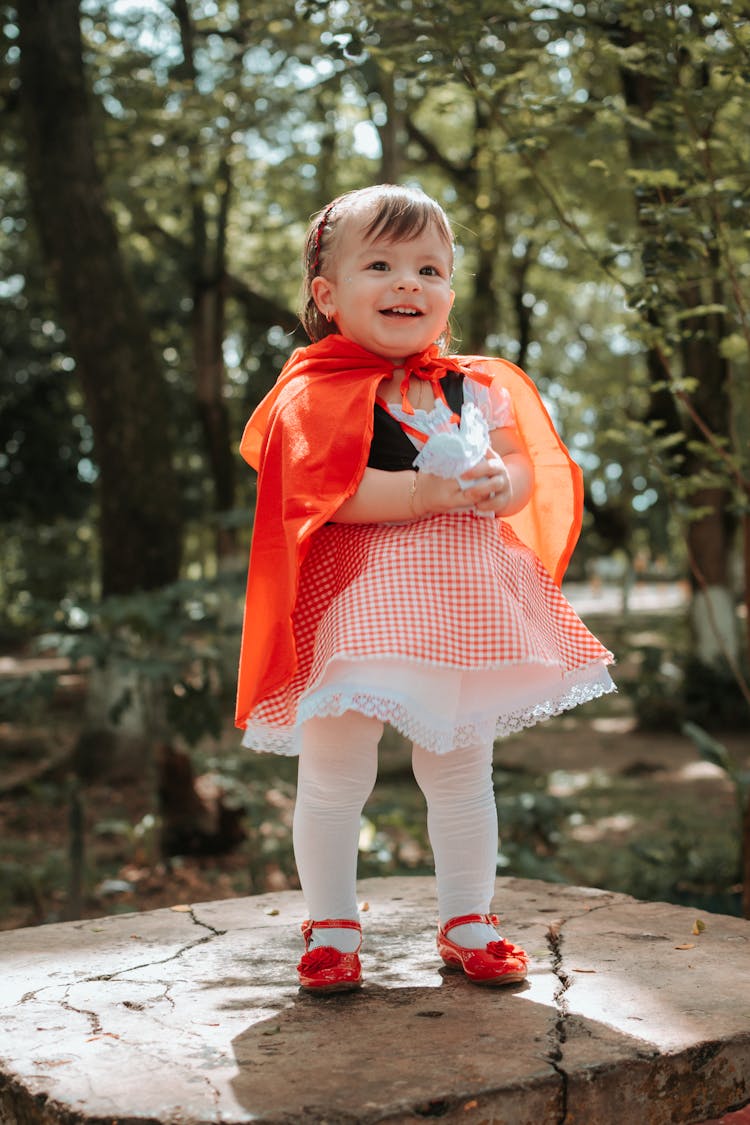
[437,913,529,986]
[297,918,363,993]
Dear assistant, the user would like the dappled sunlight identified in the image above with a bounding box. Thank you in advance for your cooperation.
[676,761,727,783]
[546,768,612,797]
[513,963,715,1051]
[569,812,637,843]
[590,715,637,734]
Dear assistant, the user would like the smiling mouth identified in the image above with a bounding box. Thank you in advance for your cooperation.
[380,307,423,318]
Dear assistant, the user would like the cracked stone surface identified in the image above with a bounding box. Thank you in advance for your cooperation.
[1,876,749,1124]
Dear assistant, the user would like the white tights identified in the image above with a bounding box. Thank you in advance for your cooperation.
[293,712,500,952]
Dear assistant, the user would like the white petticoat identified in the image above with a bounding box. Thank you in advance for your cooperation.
[240,512,615,756]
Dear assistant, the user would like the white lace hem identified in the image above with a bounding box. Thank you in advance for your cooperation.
[242,672,616,757]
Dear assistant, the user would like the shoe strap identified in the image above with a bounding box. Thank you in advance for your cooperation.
[441,912,499,937]
[300,917,362,950]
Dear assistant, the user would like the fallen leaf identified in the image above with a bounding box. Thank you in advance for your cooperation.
[572,967,596,973]
[359,901,370,912]
[261,1026,281,1036]
[264,907,279,916]
[170,904,192,913]
[463,1100,478,1111]
[674,943,695,950]
[692,919,706,935]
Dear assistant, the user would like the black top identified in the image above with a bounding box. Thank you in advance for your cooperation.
[367,372,465,472]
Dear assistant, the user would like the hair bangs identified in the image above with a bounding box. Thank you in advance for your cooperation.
[362,191,454,259]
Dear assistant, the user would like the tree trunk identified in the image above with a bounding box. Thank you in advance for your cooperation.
[18,0,182,595]
[615,29,738,668]
[510,239,534,371]
[174,0,237,557]
[743,789,750,920]
[375,65,402,184]
[679,283,737,663]
[192,170,238,558]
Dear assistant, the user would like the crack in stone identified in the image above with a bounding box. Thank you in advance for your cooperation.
[159,980,176,1011]
[60,988,103,1038]
[19,912,229,1008]
[86,911,228,983]
[187,907,227,938]
[545,918,572,1125]
[25,914,231,1060]
[200,1068,223,1115]
[84,934,216,982]
[541,896,621,1125]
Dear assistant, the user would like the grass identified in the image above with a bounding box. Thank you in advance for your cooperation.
[0,600,746,928]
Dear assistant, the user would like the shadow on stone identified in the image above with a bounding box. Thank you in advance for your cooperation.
[1,877,749,1124]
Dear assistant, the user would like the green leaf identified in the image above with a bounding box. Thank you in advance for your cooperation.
[626,167,684,190]
[719,333,749,361]
[674,304,729,322]
[735,770,750,801]
[682,721,734,776]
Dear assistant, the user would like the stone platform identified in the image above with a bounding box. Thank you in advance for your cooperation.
[1,876,749,1124]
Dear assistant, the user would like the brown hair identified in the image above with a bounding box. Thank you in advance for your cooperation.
[299,183,455,344]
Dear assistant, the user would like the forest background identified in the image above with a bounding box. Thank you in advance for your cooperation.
[1,0,749,930]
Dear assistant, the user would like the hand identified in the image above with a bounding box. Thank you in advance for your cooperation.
[413,471,474,516]
[460,455,512,515]
[414,456,511,517]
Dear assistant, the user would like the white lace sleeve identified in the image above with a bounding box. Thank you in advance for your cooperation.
[464,375,516,430]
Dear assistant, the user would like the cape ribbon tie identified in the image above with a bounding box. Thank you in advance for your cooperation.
[398,353,461,420]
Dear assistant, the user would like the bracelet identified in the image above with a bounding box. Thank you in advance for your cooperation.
[408,471,419,517]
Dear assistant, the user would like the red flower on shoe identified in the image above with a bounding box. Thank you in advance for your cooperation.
[298,946,343,973]
[486,939,529,967]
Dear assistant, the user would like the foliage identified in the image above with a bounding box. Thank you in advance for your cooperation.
[683,720,750,820]
[625,632,750,734]
[1,1,749,925]
[1,575,242,746]
[3,706,744,925]
[6,0,748,597]
[683,718,750,916]
[682,656,750,731]
[626,643,684,732]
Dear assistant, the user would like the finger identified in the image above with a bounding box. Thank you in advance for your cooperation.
[460,456,501,478]
[477,480,509,507]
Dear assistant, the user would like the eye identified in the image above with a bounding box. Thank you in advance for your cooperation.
[420,265,441,276]
[366,260,390,271]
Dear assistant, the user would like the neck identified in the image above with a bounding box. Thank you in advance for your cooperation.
[315,333,442,373]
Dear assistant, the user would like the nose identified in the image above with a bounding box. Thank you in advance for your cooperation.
[395,271,420,290]
[393,269,421,291]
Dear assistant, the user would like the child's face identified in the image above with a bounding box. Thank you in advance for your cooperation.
[311,212,455,363]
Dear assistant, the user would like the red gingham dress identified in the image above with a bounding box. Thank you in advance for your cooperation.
[241,380,614,756]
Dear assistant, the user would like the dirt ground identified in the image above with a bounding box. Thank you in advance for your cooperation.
[1,585,747,930]
[1,705,746,932]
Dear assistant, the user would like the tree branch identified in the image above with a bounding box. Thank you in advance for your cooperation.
[226,274,305,339]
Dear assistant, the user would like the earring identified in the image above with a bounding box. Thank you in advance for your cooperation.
[325,312,333,323]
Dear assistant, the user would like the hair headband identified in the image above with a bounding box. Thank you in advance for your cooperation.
[311,202,335,275]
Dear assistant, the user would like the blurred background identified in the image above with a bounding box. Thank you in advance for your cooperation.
[1,0,748,930]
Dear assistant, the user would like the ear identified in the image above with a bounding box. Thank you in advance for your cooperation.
[311,275,336,319]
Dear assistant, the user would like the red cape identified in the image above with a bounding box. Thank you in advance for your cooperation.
[235,335,583,728]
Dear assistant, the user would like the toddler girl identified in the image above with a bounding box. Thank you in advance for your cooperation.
[236,184,614,992]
